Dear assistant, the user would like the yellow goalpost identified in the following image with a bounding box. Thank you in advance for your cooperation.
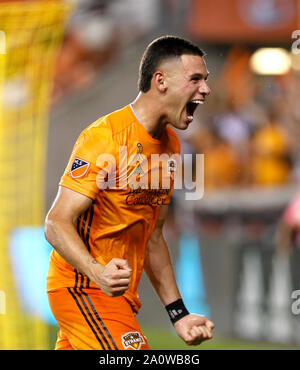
[0,1,72,349]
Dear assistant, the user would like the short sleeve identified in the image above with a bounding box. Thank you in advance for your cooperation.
[59,124,116,199]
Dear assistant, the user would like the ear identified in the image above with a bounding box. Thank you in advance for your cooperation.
[153,71,167,93]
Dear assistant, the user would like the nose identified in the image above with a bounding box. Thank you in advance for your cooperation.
[200,80,210,97]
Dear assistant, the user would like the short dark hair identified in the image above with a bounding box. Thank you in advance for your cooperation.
[138,35,205,93]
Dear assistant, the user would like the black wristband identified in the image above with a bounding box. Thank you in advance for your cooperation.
[165,299,189,324]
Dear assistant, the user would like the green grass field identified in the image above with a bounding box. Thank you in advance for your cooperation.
[49,324,300,350]
[142,326,300,350]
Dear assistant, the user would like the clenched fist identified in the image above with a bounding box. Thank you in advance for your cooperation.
[174,314,214,346]
[89,258,132,297]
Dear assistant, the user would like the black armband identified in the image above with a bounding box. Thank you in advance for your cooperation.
[165,299,189,324]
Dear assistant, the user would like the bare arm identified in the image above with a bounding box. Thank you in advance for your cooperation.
[144,205,214,345]
[45,186,131,296]
[144,205,181,305]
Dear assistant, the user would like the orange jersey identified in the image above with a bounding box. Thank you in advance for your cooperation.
[47,104,180,312]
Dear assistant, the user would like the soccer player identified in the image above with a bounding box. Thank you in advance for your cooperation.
[45,35,214,350]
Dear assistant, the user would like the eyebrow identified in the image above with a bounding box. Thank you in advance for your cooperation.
[190,72,210,80]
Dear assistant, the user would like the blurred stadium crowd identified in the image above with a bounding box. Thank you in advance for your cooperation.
[186,71,299,194]
[192,63,300,191]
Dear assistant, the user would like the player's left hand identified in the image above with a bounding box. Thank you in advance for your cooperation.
[174,314,214,346]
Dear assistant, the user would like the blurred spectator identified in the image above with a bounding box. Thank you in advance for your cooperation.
[282,71,300,182]
[52,0,161,103]
[212,98,251,176]
[250,102,292,186]
[52,0,119,103]
[220,46,255,108]
[192,127,240,191]
[158,0,191,33]
[107,0,159,41]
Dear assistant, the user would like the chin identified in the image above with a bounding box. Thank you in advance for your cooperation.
[179,121,191,130]
[170,120,190,131]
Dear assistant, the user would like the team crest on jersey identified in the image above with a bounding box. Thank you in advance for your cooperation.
[136,142,143,154]
[70,158,90,178]
[121,331,145,350]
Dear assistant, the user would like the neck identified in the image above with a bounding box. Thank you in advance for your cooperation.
[131,92,168,140]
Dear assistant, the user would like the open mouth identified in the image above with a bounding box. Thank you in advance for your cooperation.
[185,100,204,122]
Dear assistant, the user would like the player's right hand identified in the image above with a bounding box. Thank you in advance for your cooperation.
[92,258,132,297]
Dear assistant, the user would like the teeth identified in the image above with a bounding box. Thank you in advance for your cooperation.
[191,100,204,104]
